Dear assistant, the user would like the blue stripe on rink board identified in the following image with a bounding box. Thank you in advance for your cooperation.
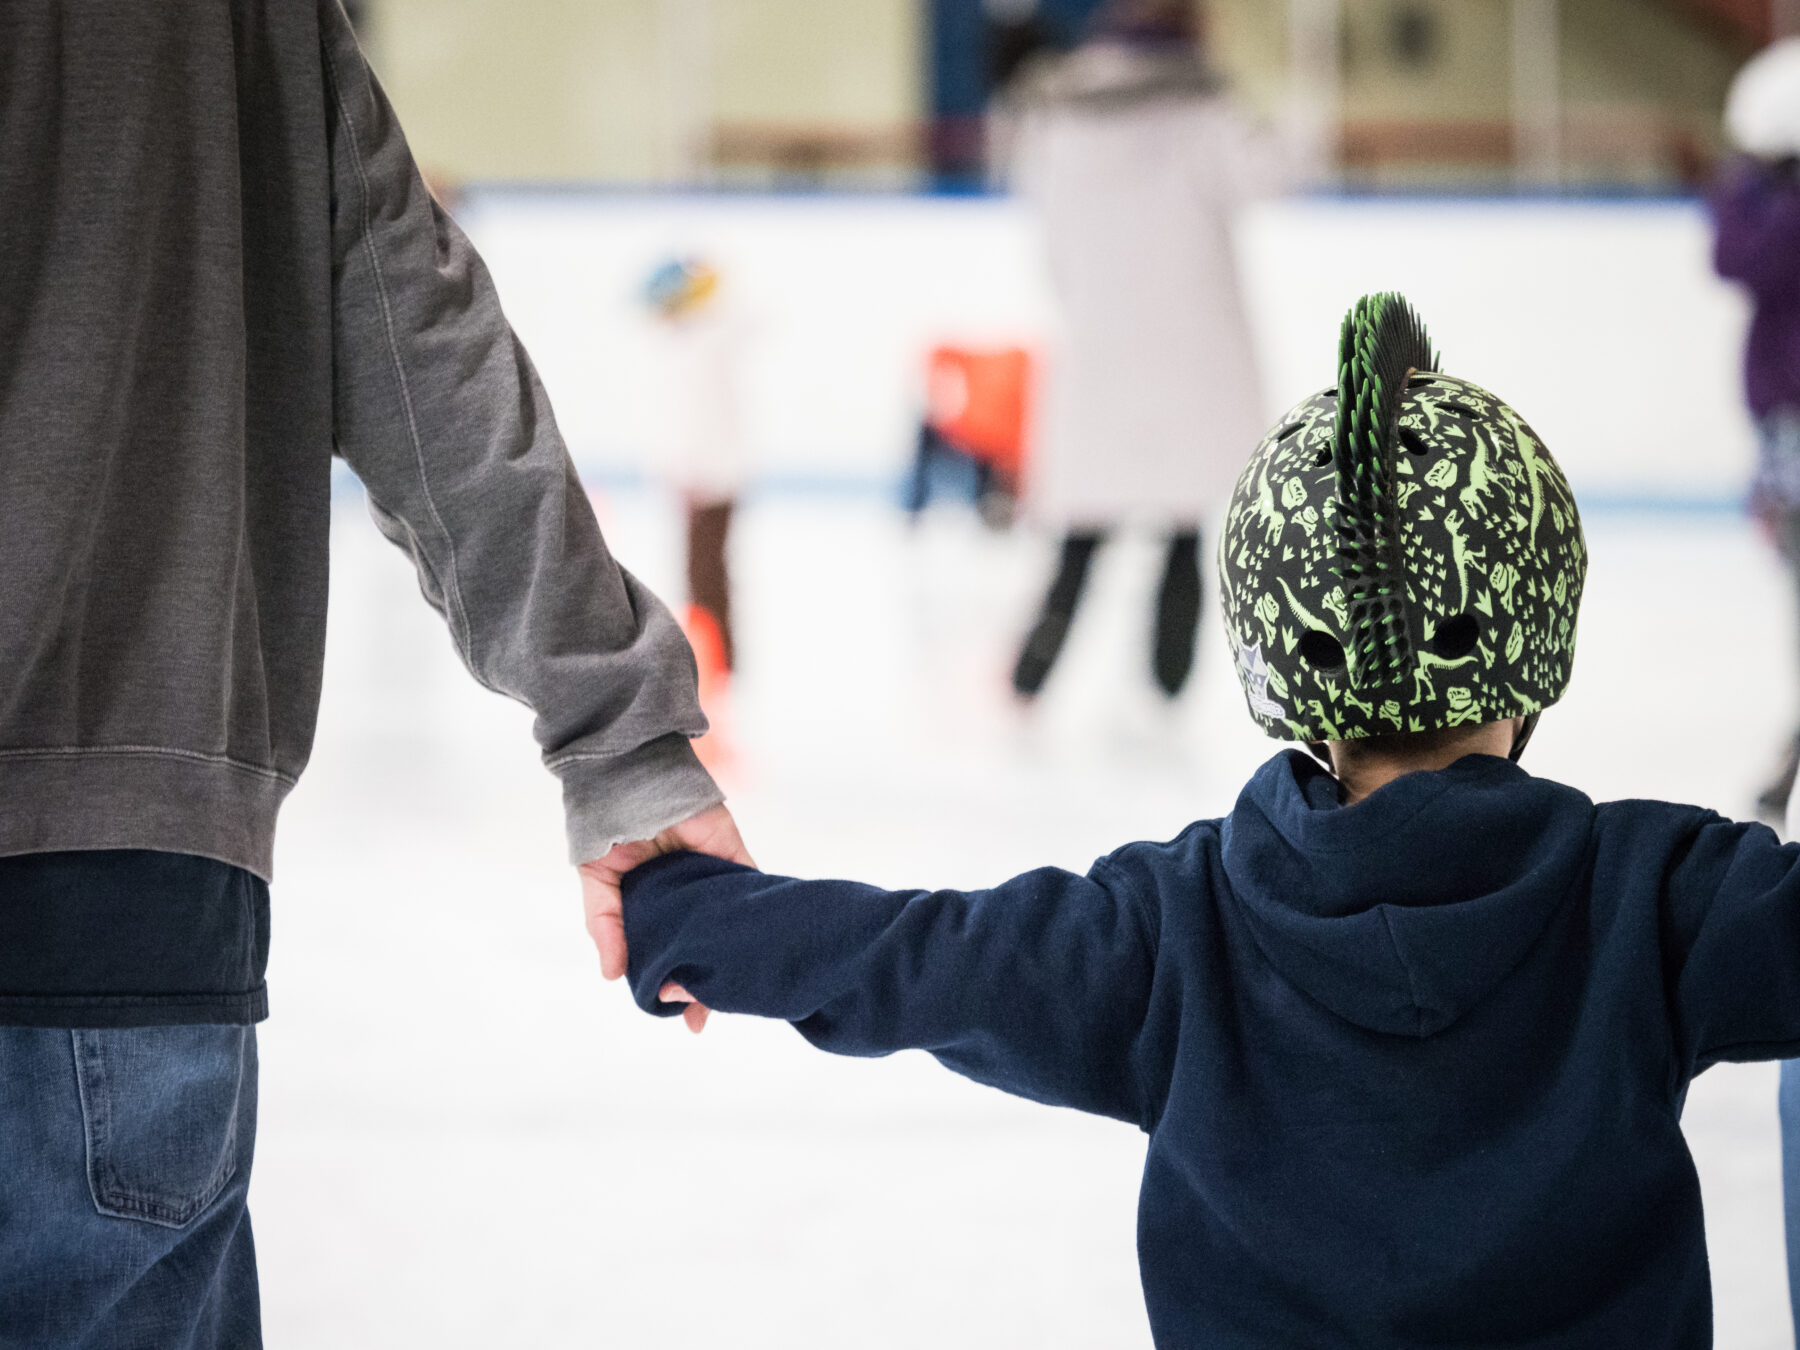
[330,462,1743,517]
[1574,492,1745,516]
[452,183,1709,209]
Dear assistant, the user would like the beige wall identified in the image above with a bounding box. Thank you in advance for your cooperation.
[1561,0,1738,135]
[712,0,920,129]
[1339,0,1513,123]
[1205,0,1289,115]
[364,0,923,184]
[362,0,1736,186]
[1209,0,1736,121]
[1206,0,1739,180]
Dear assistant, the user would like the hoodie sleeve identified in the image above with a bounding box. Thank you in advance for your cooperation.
[1661,811,1800,1072]
[317,2,721,862]
[622,851,1161,1126]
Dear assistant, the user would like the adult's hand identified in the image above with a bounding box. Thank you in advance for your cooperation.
[577,802,751,1034]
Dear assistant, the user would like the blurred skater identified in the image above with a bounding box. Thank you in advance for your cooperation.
[1714,34,1800,1344]
[1714,38,1800,820]
[642,257,750,763]
[997,0,1280,701]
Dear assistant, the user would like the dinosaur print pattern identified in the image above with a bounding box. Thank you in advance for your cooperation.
[1220,371,1587,744]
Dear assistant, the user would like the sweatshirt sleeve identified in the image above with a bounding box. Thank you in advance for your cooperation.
[622,851,1162,1126]
[318,3,721,861]
[1709,159,1800,297]
[1662,811,1800,1072]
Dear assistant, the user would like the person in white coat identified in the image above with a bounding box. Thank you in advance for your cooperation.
[999,0,1280,700]
[642,257,750,675]
[640,257,752,768]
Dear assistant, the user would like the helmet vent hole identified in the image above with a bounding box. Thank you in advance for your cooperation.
[1444,402,1480,420]
[1408,375,1437,388]
[1298,630,1347,672]
[1399,428,1429,458]
[1429,613,1480,660]
[1314,444,1333,467]
[1275,421,1304,442]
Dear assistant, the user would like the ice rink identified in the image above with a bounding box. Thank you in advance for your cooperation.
[252,487,1798,1348]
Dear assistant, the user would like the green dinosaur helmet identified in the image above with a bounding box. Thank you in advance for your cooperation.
[1219,293,1586,744]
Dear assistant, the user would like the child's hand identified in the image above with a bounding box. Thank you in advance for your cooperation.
[576,803,752,1034]
[655,981,705,1033]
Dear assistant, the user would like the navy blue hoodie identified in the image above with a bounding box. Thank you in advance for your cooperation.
[623,751,1800,1347]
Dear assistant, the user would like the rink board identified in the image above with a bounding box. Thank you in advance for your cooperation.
[459,190,1757,508]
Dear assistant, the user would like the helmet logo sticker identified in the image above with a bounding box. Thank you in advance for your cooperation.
[1234,639,1285,719]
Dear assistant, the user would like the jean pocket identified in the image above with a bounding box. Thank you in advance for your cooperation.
[72,1025,249,1229]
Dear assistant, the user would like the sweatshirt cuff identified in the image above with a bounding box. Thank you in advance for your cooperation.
[621,850,750,1016]
[555,733,724,864]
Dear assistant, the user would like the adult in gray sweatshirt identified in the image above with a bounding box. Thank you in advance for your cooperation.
[0,2,745,1344]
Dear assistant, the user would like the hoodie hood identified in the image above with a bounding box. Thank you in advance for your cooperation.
[1222,751,1593,1038]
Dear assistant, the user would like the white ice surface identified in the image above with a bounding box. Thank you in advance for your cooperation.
[255,494,1795,1348]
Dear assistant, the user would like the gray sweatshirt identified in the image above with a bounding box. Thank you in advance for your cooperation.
[0,0,722,881]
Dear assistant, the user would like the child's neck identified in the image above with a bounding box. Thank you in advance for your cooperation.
[1329,720,1520,806]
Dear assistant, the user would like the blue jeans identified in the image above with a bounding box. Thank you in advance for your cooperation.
[1783,1058,1800,1335]
[0,1026,261,1349]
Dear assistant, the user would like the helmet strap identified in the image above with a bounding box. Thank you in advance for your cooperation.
[1509,712,1541,763]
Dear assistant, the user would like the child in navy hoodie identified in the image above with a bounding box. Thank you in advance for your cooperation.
[608,295,1800,1348]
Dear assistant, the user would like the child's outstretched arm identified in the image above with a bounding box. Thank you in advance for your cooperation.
[619,851,1161,1126]
[1657,810,1800,1074]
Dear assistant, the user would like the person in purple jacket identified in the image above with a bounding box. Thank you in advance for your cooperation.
[1713,39,1800,820]
[596,295,1800,1347]
[1713,33,1800,1344]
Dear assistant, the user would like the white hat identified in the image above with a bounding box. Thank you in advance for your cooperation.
[1726,37,1800,158]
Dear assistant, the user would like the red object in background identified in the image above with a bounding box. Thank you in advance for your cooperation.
[681,603,736,778]
[683,603,730,691]
[924,345,1034,482]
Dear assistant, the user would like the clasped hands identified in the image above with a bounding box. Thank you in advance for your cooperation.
[577,803,751,1034]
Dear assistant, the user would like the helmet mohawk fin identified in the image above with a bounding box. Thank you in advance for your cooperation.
[1220,292,1586,748]
[1332,293,1438,687]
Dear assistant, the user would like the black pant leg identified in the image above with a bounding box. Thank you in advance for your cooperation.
[1012,531,1104,697]
[687,499,735,671]
[1153,529,1202,698]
